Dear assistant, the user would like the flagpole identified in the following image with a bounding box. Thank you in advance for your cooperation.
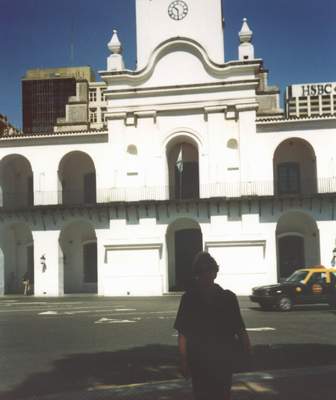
[176,144,183,200]
[179,163,182,200]
[180,144,183,200]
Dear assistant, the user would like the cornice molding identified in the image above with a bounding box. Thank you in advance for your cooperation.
[100,37,262,85]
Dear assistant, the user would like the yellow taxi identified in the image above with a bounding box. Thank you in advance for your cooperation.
[250,266,336,311]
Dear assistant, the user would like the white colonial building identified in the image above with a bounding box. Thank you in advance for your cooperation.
[1,0,336,297]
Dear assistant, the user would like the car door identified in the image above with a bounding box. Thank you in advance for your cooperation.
[303,271,329,304]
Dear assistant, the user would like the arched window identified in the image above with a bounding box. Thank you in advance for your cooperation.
[273,139,317,195]
[167,140,200,200]
[0,155,34,210]
[58,151,96,205]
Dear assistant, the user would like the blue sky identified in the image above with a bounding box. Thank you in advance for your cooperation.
[1,0,335,129]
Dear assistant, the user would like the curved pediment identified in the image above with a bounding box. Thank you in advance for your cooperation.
[101,37,260,88]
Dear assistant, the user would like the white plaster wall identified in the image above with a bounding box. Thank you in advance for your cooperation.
[136,0,224,69]
[318,220,336,267]
[102,247,162,296]
[252,124,336,190]
[33,230,62,296]
[144,51,220,87]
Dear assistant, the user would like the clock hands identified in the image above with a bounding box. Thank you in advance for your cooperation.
[168,1,188,21]
[172,5,181,19]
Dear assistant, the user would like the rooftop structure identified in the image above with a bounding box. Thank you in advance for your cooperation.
[22,66,107,134]
[286,82,336,118]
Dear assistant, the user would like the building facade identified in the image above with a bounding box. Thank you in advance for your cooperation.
[1,0,335,297]
[22,66,107,134]
[285,82,336,118]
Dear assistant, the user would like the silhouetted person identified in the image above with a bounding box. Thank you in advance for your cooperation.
[22,271,32,296]
[174,251,251,400]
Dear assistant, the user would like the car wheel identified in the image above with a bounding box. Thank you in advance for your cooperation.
[277,296,292,311]
[259,302,274,311]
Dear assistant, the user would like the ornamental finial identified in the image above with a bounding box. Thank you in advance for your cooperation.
[108,29,122,54]
[239,18,253,43]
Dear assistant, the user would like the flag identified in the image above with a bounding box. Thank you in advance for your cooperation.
[176,146,183,173]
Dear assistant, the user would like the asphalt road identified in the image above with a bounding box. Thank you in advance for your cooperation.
[0,295,336,399]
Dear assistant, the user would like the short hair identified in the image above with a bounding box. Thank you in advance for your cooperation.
[192,251,219,276]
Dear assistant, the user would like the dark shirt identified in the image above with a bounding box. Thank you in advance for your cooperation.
[174,284,245,361]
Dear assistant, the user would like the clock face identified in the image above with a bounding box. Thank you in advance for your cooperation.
[168,0,189,21]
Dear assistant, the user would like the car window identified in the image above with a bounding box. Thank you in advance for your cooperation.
[286,270,308,283]
[308,272,327,285]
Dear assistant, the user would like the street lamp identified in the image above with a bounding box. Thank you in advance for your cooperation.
[40,254,46,272]
[331,248,336,267]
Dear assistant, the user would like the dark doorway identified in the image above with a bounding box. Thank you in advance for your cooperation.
[84,173,96,204]
[174,162,199,200]
[174,229,202,291]
[83,242,97,291]
[278,235,304,279]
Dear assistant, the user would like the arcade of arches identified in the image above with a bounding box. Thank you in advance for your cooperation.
[276,211,320,279]
[166,218,202,291]
[0,155,33,210]
[59,220,98,294]
[167,139,199,200]
[273,139,317,196]
[58,151,96,206]
[1,223,34,294]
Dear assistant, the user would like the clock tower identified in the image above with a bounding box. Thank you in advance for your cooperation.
[136,0,225,70]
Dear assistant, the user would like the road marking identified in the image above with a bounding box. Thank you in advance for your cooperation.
[94,317,136,324]
[6,302,48,306]
[114,308,136,312]
[247,327,276,332]
[38,311,58,315]
[64,311,89,315]
[0,308,177,316]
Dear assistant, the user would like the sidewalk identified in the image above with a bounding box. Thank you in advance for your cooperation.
[26,364,336,400]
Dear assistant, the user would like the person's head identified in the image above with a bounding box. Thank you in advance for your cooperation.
[192,251,219,288]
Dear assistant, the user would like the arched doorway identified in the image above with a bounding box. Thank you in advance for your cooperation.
[166,219,203,291]
[59,220,97,294]
[0,155,34,210]
[58,151,96,205]
[273,139,317,196]
[276,211,320,280]
[2,223,34,294]
[278,235,304,278]
[166,139,200,200]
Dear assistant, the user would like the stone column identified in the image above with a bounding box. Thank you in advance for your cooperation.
[317,220,336,267]
[32,230,63,296]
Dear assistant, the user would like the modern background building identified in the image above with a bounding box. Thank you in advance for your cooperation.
[285,82,336,118]
[0,0,335,297]
[22,66,107,134]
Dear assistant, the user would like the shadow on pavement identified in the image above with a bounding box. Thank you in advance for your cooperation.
[1,343,336,399]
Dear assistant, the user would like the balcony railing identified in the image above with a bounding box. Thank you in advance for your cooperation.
[1,177,336,210]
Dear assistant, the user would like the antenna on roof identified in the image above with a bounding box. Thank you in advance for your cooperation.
[70,17,75,66]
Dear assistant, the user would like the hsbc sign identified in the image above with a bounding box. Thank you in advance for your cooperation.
[290,83,336,97]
